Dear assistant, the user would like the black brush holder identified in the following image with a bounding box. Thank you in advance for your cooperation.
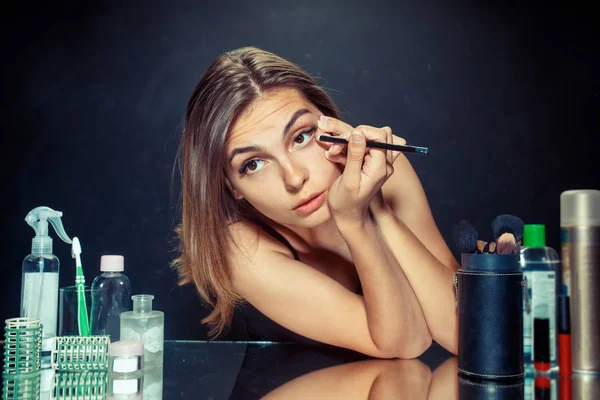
[458,375,524,399]
[455,253,525,380]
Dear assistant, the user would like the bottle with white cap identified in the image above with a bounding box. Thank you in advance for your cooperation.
[90,255,132,341]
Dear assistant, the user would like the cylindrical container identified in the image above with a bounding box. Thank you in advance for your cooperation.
[120,295,164,369]
[2,371,41,400]
[560,189,600,374]
[3,318,43,377]
[458,375,524,399]
[455,253,524,380]
[58,286,98,336]
[108,341,144,375]
[51,335,110,371]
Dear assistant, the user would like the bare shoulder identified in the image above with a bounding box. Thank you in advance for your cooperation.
[226,219,295,273]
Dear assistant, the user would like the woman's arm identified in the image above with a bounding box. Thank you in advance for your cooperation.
[336,214,431,357]
[229,217,430,359]
[262,358,432,400]
[374,153,459,354]
[318,117,458,354]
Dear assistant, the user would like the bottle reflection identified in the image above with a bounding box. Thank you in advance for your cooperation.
[262,356,458,399]
[571,374,600,400]
[108,371,143,400]
[106,366,163,400]
[142,366,163,400]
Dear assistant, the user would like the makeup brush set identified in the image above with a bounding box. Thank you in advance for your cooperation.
[453,214,524,256]
[453,213,526,382]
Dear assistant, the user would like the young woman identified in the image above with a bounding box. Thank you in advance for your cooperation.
[174,46,460,358]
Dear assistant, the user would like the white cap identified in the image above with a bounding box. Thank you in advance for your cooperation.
[109,340,144,357]
[561,189,600,227]
[101,255,125,272]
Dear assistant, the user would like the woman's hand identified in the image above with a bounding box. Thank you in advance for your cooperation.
[317,116,406,223]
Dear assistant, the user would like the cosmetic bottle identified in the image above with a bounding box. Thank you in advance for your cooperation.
[520,224,559,372]
[120,295,164,369]
[91,255,131,341]
[21,206,73,368]
[561,189,600,374]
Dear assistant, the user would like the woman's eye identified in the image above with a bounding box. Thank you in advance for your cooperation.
[292,126,316,147]
[239,159,265,175]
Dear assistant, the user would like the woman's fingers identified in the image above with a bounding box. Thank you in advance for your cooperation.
[318,117,408,171]
[318,116,354,155]
[341,130,367,191]
[318,115,354,136]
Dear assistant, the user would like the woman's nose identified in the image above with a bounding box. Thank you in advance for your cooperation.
[282,159,308,192]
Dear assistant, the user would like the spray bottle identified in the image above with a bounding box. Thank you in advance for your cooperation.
[22,206,72,367]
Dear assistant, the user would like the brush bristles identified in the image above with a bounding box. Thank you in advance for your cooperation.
[477,240,486,253]
[492,214,524,242]
[453,220,478,254]
[497,233,516,254]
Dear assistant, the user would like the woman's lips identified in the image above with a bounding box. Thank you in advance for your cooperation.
[293,191,326,215]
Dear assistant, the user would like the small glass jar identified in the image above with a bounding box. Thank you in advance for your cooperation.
[109,340,144,374]
[108,340,144,398]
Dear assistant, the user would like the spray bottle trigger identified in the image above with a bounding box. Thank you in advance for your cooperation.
[48,216,72,244]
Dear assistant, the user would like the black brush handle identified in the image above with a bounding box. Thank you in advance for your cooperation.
[318,135,429,155]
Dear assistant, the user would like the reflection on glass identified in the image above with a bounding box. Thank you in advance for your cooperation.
[2,371,41,399]
[524,370,558,400]
[261,356,457,399]
[572,374,600,400]
[40,369,55,400]
[143,366,163,400]
[51,370,107,399]
[458,375,524,400]
[108,373,143,399]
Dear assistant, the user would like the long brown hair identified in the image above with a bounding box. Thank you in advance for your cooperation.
[172,47,341,338]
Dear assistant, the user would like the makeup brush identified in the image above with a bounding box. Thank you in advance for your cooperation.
[497,232,517,254]
[318,135,429,155]
[477,240,487,254]
[453,220,479,254]
[492,214,524,254]
[488,241,497,254]
[492,214,524,242]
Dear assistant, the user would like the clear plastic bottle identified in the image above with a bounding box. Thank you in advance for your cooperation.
[91,255,131,341]
[120,295,164,369]
[520,224,560,372]
[21,206,73,368]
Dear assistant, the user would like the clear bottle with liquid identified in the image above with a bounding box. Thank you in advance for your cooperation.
[91,255,131,341]
[120,295,164,369]
[520,224,559,372]
[21,206,72,368]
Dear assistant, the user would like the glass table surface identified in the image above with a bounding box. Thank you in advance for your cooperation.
[2,340,598,399]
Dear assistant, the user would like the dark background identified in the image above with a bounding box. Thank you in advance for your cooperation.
[2,1,598,340]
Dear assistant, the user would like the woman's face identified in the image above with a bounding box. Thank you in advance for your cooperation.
[225,88,341,228]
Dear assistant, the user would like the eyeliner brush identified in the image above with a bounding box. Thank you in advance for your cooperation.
[318,135,429,155]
